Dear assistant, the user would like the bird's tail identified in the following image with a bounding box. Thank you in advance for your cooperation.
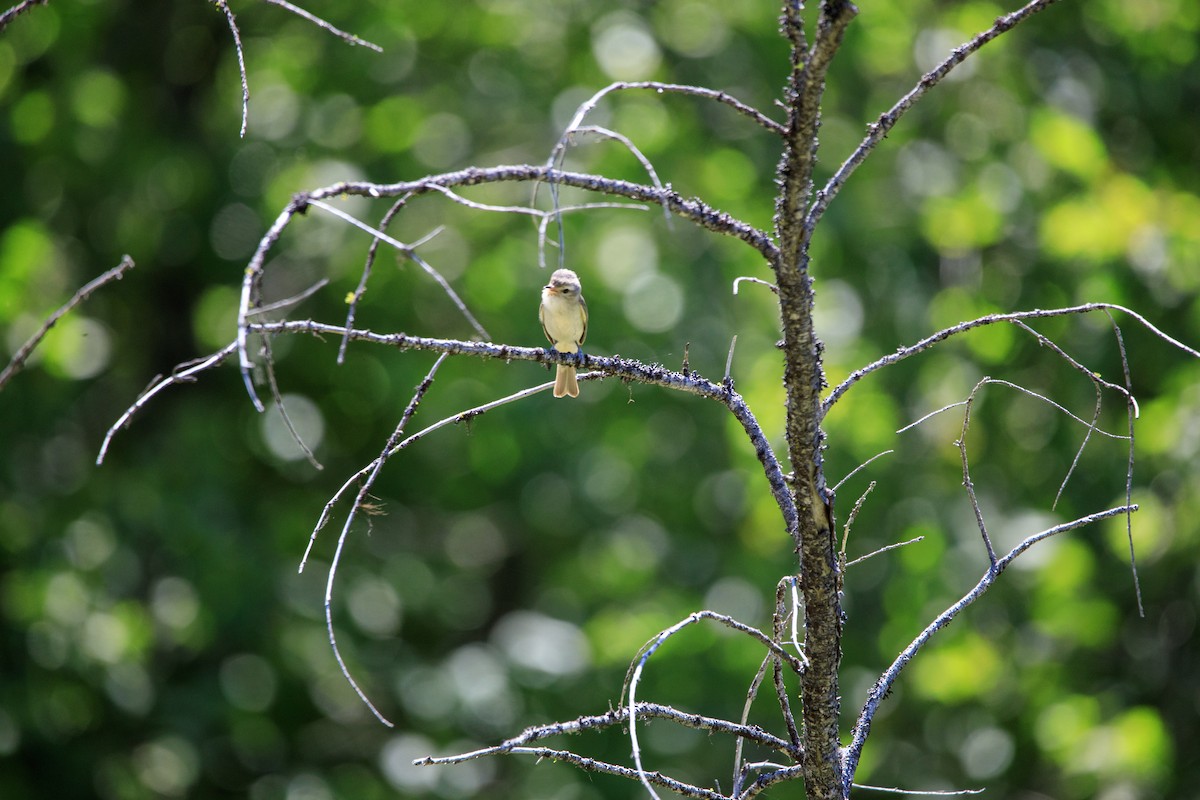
[554,365,579,398]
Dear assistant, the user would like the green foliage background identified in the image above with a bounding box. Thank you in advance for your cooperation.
[1,1,1198,798]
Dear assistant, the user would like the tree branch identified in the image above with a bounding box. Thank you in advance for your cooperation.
[842,504,1138,782]
[236,165,779,409]
[807,0,1063,232]
[0,255,134,393]
[0,0,46,31]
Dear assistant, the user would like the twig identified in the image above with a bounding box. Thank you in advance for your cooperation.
[261,0,382,51]
[957,379,997,566]
[733,654,774,794]
[245,278,329,316]
[96,342,238,465]
[320,354,448,727]
[263,339,323,469]
[839,481,877,563]
[1,256,134,393]
[414,702,794,766]
[622,610,807,800]
[339,194,414,364]
[558,81,785,140]
[851,785,984,796]
[307,197,491,339]
[211,0,250,138]
[897,381,1128,441]
[732,276,779,296]
[0,0,47,32]
[301,373,559,572]
[842,504,1138,782]
[831,450,894,493]
[1105,310,1144,616]
[824,304,1200,416]
[724,335,738,384]
[772,579,802,745]
[736,763,806,800]
[845,536,924,569]
[807,0,1062,232]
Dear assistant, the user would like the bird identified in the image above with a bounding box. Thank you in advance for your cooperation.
[538,268,588,398]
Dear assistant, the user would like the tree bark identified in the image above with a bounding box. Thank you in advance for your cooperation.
[773,2,858,798]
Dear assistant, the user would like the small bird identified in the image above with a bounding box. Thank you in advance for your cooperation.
[538,268,588,398]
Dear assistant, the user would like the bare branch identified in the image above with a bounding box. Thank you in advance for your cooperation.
[319,354,449,727]
[839,480,877,563]
[263,342,323,470]
[97,344,236,465]
[555,81,786,143]
[237,167,778,408]
[824,304,1200,416]
[732,277,779,296]
[0,0,46,32]
[339,194,414,364]
[1104,310,1144,616]
[307,198,491,340]
[242,319,799,555]
[843,504,1138,782]
[245,278,329,317]
[301,374,557,572]
[211,0,250,138]
[831,449,894,493]
[808,0,1062,231]
[622,609,807,800]
[415,702,795,767]
[898,380,1127,440]
[261,0,382,52]
[957,379,997,566]
[851,785,984,796]
[845,535,925,569]
[1,255,134,393]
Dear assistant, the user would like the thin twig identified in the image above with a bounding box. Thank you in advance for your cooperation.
[96,342,237,464]
[415,702,794,766]
[1,256,134,392]
[831,450,894,493]
[851,785,984,796]
[1105,310,1144,616]
[560,81,786,139]
[732,276,779,296]
[212,0,250,138]
[339,194,413,364]
[957,379,997,566]
[839,481,877,563]
[307,197,491,340]
[301,373,561,571]
[733,653,774,793]
[897,379,1127,440]
[846,536,925,569]
[261,0,383,51]
[246,278,330,316]
[263,340,323,469]
[0,0,47,32]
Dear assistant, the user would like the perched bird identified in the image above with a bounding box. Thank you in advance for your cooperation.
[538,268,588,398]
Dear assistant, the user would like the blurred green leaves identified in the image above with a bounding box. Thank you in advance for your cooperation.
[1,1,1197,799]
